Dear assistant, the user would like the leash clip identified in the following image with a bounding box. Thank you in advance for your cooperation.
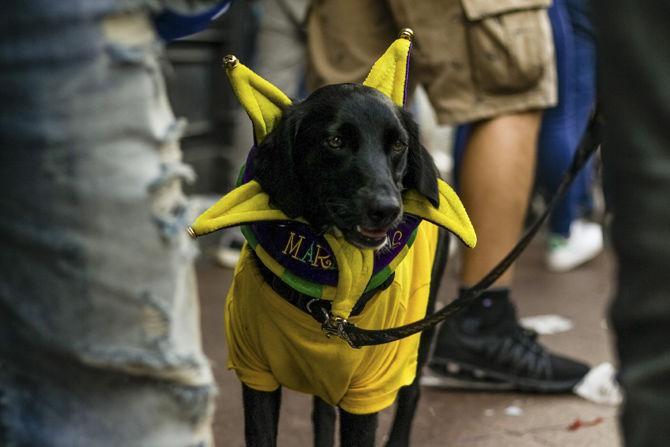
[321,314,360,349]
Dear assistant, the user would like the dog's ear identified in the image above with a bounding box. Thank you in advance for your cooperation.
[253,107,305,218]
[401,110,440,208]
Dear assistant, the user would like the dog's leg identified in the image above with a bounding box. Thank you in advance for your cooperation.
[242,384,282,447]
[386,229,450,447]
[312,396,336,447]
[386,378,420,447]
[339,408,378,447]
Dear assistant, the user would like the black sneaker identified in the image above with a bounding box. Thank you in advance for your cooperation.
[425,289,590,393]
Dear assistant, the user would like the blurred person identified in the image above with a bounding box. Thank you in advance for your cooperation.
[536,0,602,273]
[596,1,670,446]
[217,0,311,268]
[452,0,603,274]
[307,0,589,392]
[0,1,229,445]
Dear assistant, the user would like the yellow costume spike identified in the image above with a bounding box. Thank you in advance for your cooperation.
[223,55,293,143]
[403,179,477,248]
[363,28,413,106]
[188,180,294,237]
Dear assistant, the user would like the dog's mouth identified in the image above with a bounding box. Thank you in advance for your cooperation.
[325,202,401,250]
[357,225,388,240]
[340,225,390,249]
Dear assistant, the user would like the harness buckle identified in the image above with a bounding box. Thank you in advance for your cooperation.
[321,314,359,349]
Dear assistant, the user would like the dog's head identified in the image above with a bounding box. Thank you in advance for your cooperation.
[253,83,439,249]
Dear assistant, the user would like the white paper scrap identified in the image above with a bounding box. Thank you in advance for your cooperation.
[574,362,623,406]
[504,406,523,416]
[520,314,574,335]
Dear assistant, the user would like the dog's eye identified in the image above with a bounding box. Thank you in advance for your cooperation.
[391,140,408,153]
[326,136,343,149]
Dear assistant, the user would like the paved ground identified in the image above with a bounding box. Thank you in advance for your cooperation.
[196,234,621,446]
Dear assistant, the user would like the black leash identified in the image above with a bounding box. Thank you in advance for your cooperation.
[322,108,604,348]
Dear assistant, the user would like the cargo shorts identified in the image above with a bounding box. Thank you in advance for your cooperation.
[307,0,557,125]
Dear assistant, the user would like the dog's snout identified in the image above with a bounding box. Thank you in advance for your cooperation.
[366,196,401,228]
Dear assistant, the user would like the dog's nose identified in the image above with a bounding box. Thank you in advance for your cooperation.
[367,197,401,228]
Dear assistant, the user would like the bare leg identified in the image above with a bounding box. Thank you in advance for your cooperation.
[242,384,282,447]
[429,112,590,392]
[459,112,542,286]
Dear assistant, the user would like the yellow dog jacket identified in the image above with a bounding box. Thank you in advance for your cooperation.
[226,221,439,414]
[189,31,476,414]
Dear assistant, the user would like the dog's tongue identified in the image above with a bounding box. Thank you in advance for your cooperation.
[357,226,388,239]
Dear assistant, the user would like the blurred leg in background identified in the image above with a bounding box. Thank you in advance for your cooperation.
[537,0,602,273]
[597,2,670,446]
[0,4,217,445]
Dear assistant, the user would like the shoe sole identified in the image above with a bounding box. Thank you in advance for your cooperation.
[420,371,516,391]
[426,358,580,393]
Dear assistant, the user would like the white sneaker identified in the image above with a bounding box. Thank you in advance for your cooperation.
[215,230,245,269]
[546,220,604,272]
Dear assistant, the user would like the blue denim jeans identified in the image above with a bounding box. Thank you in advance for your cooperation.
[0,10,215,447]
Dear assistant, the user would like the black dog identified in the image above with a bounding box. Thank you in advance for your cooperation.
[241,83,450,447]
